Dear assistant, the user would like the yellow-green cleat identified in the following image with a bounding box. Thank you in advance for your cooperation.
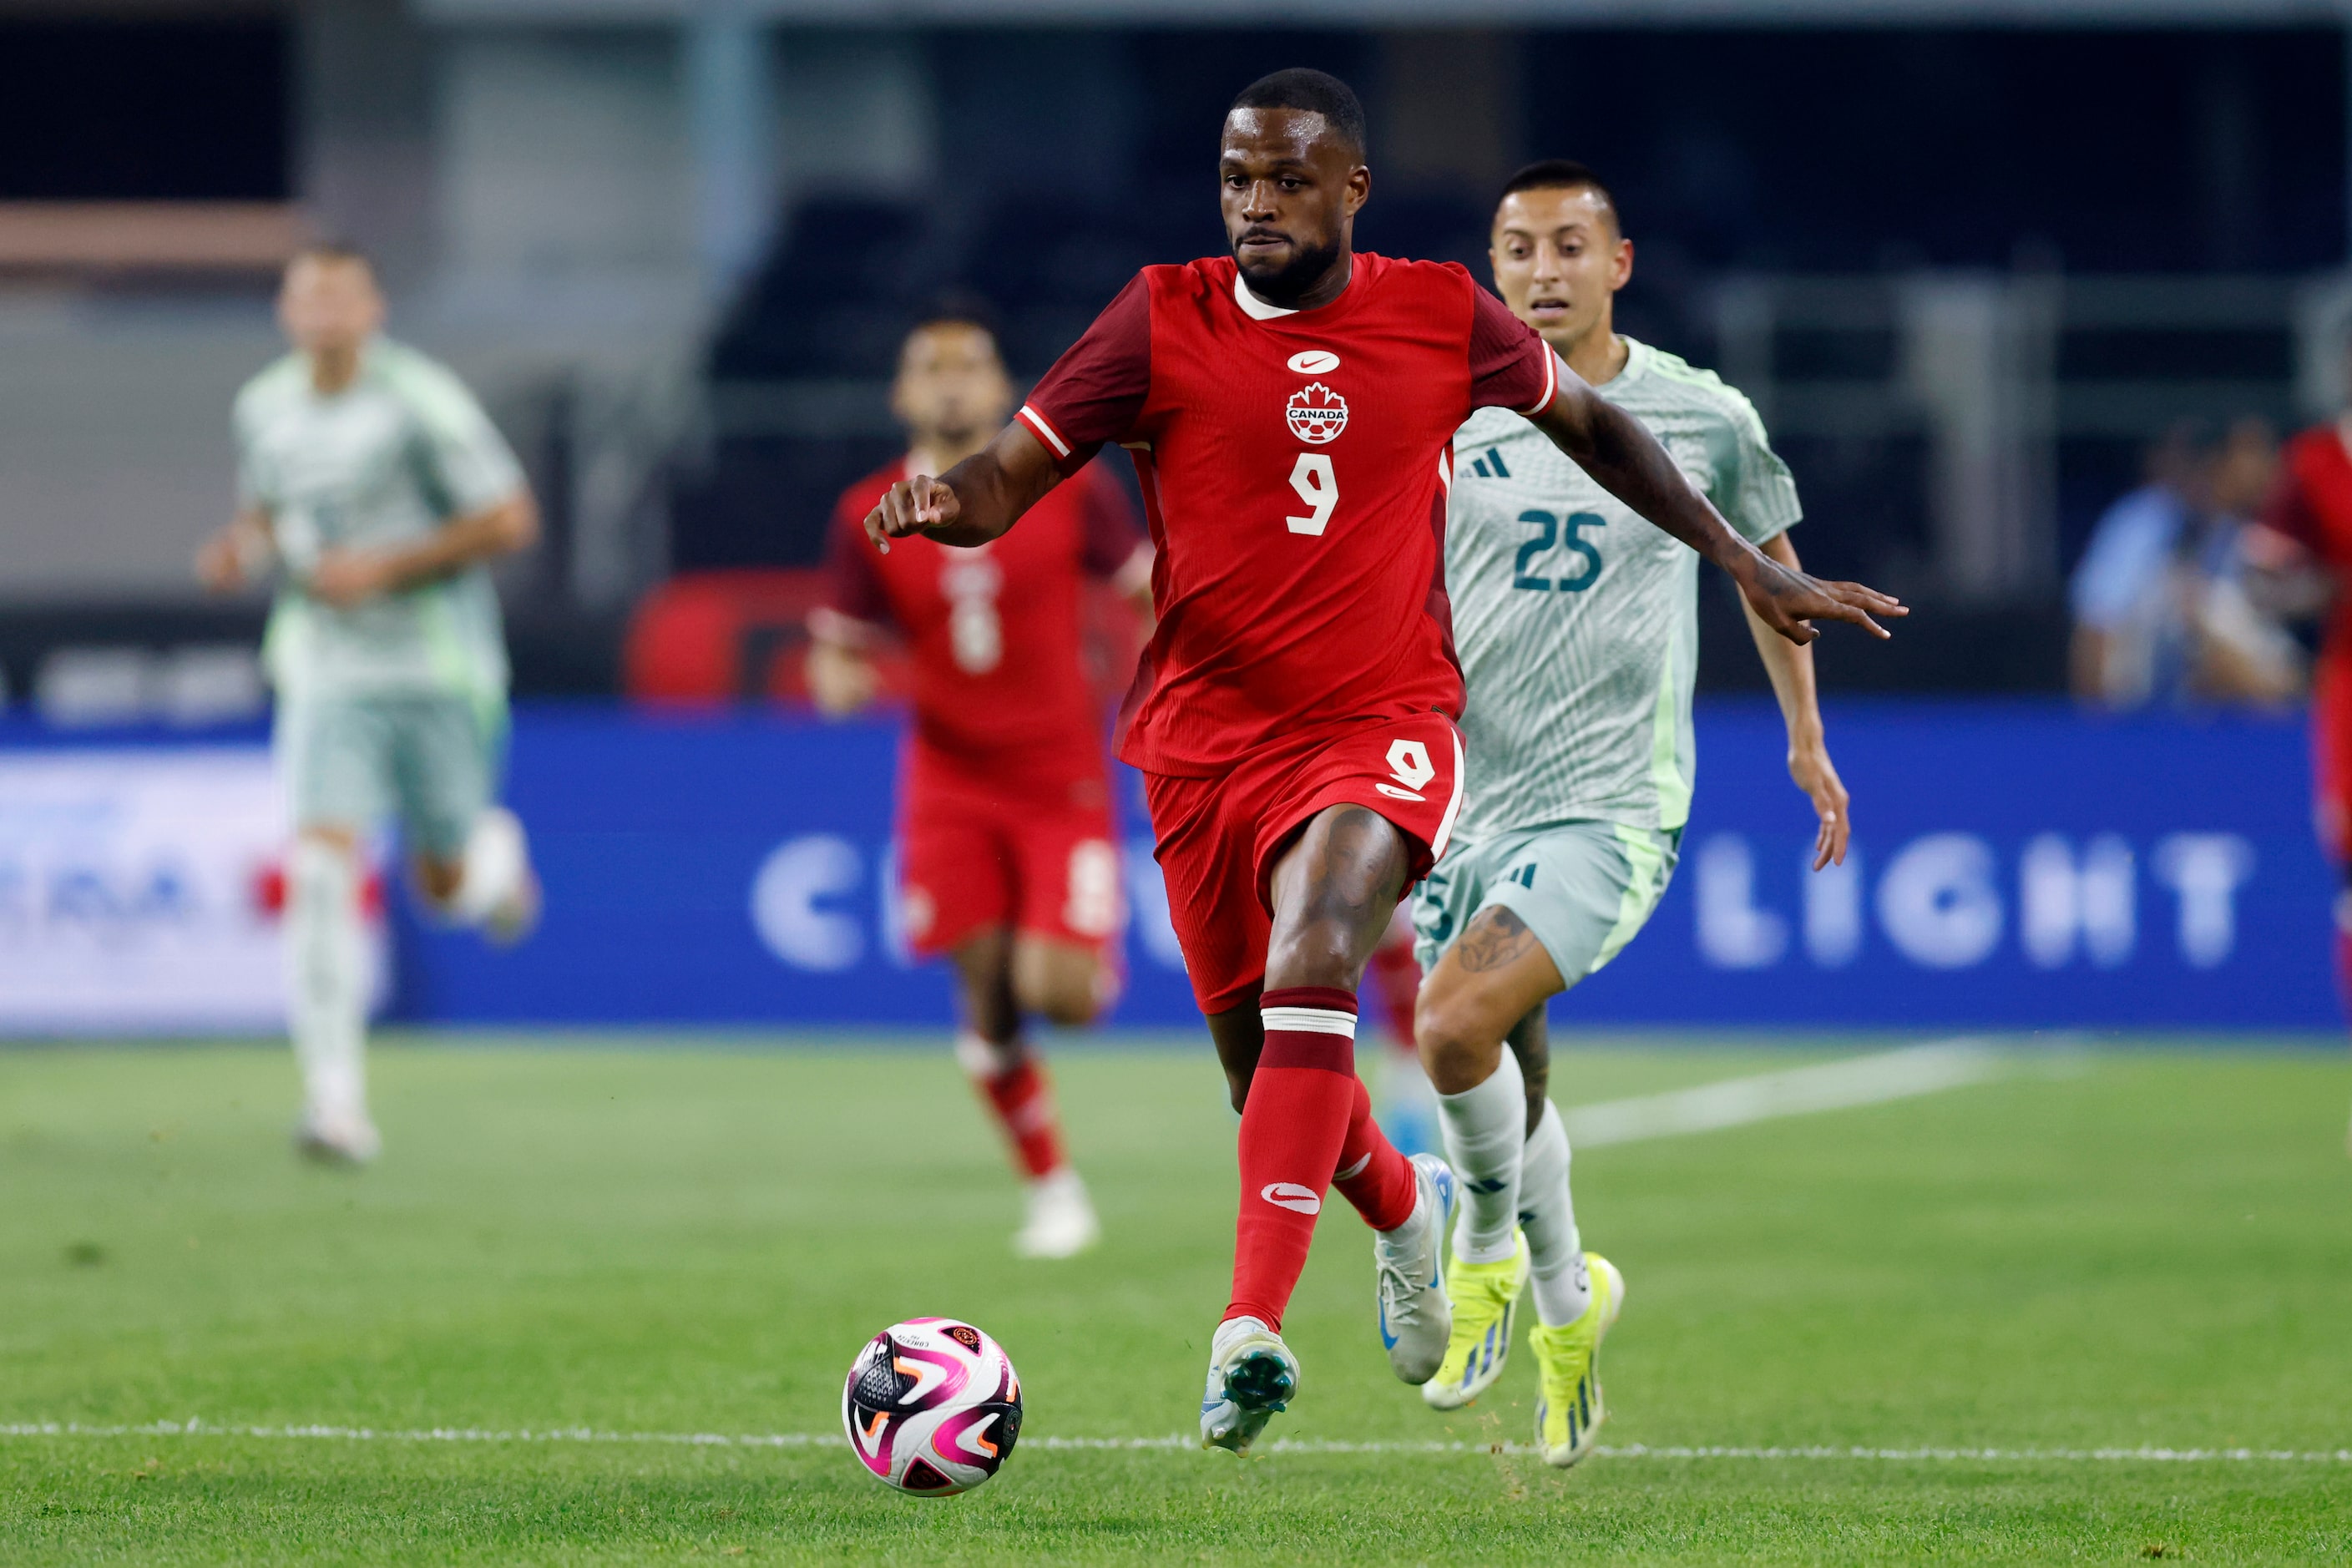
[1529,1252,1624,1469]
[1420,1231,1530,1410]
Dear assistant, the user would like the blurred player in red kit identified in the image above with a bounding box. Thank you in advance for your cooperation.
[2256,396,2352,1149]
[863,69,1901,1449]
[810,305,1153,1257]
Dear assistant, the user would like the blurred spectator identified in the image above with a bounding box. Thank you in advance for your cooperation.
[2068,418,2295,709]
[2068,424,2201,706]
[2191,418,2304,705]
[2253,368,2352,1053]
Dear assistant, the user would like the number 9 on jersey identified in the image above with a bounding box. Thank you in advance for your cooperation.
[1286,453,1337,536]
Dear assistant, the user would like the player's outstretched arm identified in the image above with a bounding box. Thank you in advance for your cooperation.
[863,422,1060,554]
[806,635,881,716]
[1742,532,1852,869]
[196,507,275,593]
[306,490,539,609]
[1528,380,1906,645]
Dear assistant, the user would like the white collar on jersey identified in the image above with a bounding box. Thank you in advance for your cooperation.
[1596,335,1646,391]
[1232,270,1297,321]
[1232,259,1364,321]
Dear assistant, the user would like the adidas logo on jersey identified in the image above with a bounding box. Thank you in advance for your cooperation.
[1286,383,1348,444]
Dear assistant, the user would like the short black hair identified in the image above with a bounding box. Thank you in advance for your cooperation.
[906,291,1003,356]
[1497,159,1624,235]
[1229,68,1367,160]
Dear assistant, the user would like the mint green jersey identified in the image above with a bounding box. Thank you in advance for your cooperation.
[1446,336,1798,841]
[235,339,524,701]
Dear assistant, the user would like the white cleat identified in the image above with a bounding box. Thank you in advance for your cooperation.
[295,1108,381,1166]
[474,808,541,946]
[1199,1315,1298,1455]
[484,863,541,947]
[1374,1152,1456,1385]
[1013,1168,1100,1259]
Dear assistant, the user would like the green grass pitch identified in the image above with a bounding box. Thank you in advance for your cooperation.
[3,1032,2350,1564]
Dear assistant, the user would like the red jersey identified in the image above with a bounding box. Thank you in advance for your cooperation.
[2263,421,2352,664]
[1015,251,1557,776]
[817,458,1148,778]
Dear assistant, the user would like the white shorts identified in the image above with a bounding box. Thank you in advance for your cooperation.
[1411,819,1682,987]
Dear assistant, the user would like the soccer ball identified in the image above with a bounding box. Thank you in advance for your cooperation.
[842,1317,1023,1498]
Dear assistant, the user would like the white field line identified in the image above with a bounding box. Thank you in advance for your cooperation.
[0,1045,2146,1476]
[2,1420,2344,1464]
[1561,1038,2015,1149]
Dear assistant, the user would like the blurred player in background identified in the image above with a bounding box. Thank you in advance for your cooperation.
[2253,384,2352,1149]
[1409,163,1859,1464]
[808,306,1152,1258]
[197,245,541,1164]
[865,72,1900,1452]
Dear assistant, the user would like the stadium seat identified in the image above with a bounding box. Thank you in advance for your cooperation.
[623,568,1142,716]
[620,569,911,707]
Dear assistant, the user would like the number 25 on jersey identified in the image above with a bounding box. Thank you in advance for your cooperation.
[1513,508,1605,592]
[1286,453,1337,536]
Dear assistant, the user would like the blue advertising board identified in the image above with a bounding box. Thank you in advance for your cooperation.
[375,701,2340,1031]
[1572,701,2333,1029]
[381,706,1196,1027]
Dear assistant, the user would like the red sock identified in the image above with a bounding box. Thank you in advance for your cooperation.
[1332,1075,1419,1232]
[958,1034,1066,1181]
[1227,986,1360,1330]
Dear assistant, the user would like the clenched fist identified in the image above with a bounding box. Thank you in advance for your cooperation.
[862,475,961,554]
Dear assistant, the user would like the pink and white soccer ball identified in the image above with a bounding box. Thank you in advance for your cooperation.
[842,1317,1023,1498]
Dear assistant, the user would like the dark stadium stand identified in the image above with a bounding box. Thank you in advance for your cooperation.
[623,568,851,705]
[670,185,1646,574]
[662,182,2068,693]
[620,567,1146,711]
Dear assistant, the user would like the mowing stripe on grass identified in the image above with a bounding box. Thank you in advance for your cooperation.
[1562,1039,2016,1148]
[5,1421,2345,1464]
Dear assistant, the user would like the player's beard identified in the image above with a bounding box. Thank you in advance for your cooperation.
[1233,230,1343,309]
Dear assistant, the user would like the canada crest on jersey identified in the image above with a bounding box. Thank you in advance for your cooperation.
[1286,382,1348,445]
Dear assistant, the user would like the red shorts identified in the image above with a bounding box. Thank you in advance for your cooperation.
[1145,710,1464,1014]
[898,748,1124,959]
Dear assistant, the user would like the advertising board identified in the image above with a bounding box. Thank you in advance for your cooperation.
[384,702,2336,1032]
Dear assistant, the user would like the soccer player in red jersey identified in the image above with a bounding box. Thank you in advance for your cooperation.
[811,306,1153,1257]
[2258,404,2352,1147]
[866,69,1903,1451]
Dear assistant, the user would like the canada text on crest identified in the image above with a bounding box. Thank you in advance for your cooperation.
[1286,382,1348,445]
